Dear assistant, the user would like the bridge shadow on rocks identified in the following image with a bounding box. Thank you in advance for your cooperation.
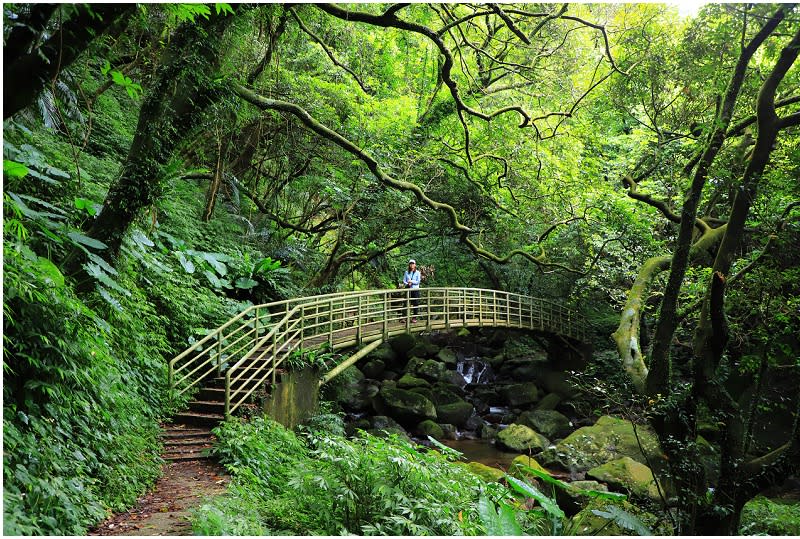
[334,327,591,447]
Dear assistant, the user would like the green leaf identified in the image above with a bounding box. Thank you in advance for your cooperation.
[175,251,195,274]
[67,232,107,250]
[202,252,228,276]
[234,277,259,290]
[477,495,523,535]
[215,3,234,15]
[4,159,28,178]
[74,197,98,216]
[132,229,155,247]
[87,252,118,276]
[591,506,653,535]
[505,475,565,519]
[35,257,65,288]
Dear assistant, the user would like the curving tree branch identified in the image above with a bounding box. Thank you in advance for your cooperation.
[290,7,373,95]
[234,82,611,275]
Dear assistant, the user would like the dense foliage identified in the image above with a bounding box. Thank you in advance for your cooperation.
[3,2,799,535]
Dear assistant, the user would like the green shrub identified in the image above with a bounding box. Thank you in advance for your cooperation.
[740,496,800,536]
[197,416,486,535]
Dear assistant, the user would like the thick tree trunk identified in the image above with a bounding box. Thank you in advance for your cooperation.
[63,10,241,284]
[646,6,789,397]
[4,4,134,119]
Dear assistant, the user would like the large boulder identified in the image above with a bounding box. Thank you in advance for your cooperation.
[361,359,385,379]
[460,461,505,483]
[555,481,609,517]
[517,410,573,439]
[537,369,579,398]
[409,340,440,359]
[367,415,411,442]
[535,392,562,411]
[389,333,417,357]
[436,348,458,366]
[507,454,549,480]
[415,419,444,439]
[368,343,398,364]
[587,456,663,501]
[428,383,464,405]
[397,373,430,389]
[538,415,664,473]
[334,366,369,412]
[435,400,474,427]
[472,386,503,406]
[496,424,550,453]
[500,382,540,407]
[416,359,450,382]
[377,387,437,424]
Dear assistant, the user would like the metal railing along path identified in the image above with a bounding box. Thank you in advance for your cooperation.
[168,288,586,417]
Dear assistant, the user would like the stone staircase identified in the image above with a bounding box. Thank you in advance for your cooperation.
[160,424,216,461]
[173,352,280,427]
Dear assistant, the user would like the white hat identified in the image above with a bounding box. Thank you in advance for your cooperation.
[408,259,416,264]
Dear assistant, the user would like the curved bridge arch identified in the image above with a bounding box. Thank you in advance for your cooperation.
[169,288,586,418]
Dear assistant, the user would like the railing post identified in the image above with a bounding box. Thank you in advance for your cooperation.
[329,298,334,347]
[383,292,389,339]
[225,373,231,418]
[216,333,223,376]
[356,295,362,344]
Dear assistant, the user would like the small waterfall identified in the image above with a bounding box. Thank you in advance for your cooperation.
[456,357,493,385]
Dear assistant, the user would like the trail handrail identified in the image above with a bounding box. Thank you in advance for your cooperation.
[168,288,586,417]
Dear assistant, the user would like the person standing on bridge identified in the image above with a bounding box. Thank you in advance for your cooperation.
[402,259,421,323]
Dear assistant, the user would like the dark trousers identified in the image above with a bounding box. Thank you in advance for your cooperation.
[410,288,420,315]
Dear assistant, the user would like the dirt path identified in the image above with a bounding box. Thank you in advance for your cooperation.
[90,460,229,536]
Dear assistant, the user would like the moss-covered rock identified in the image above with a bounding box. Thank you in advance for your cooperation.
[416,359,449,382]
[500,382,540,406]
[535,392,562,411]
[428,383,464,405]
[361,359,385,379]
[335,366,369,412]
[389,333,417,357]
[397,373,430,389]
[377,387,436,424]
[436,348,458,365]
[587,456,662,501]
[409,340,439,359]
[555,480,609,517]
[569,498,668,536]
[517,410,572,439]
[538,415,664,473]
[415,419,444,439]
[496,423,550,453]
[435,400,474,427]
[507,454,549,479]
[439,423,458,440]
[369,343,398,364]
[460,461,505,483]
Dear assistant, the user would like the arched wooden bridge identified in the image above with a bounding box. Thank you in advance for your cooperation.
[169,288,586,422]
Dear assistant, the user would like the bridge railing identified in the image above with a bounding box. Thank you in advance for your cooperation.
[219,288,584,416]
[167,291,374,398]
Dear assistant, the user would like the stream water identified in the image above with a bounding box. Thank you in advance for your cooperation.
[439,356,519,469]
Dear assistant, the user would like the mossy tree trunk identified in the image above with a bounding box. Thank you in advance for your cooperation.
[64,9,241,283]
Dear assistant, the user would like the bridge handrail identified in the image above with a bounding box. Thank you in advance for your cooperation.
[167,289,388,396]
[168,288,586,416]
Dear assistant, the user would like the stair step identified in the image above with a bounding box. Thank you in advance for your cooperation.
[174,411,225,427]
[188,400,226,414]
[162,437,216,446]
[163,449,211,461]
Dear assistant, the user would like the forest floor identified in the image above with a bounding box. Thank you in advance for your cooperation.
[89,459,229,536]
